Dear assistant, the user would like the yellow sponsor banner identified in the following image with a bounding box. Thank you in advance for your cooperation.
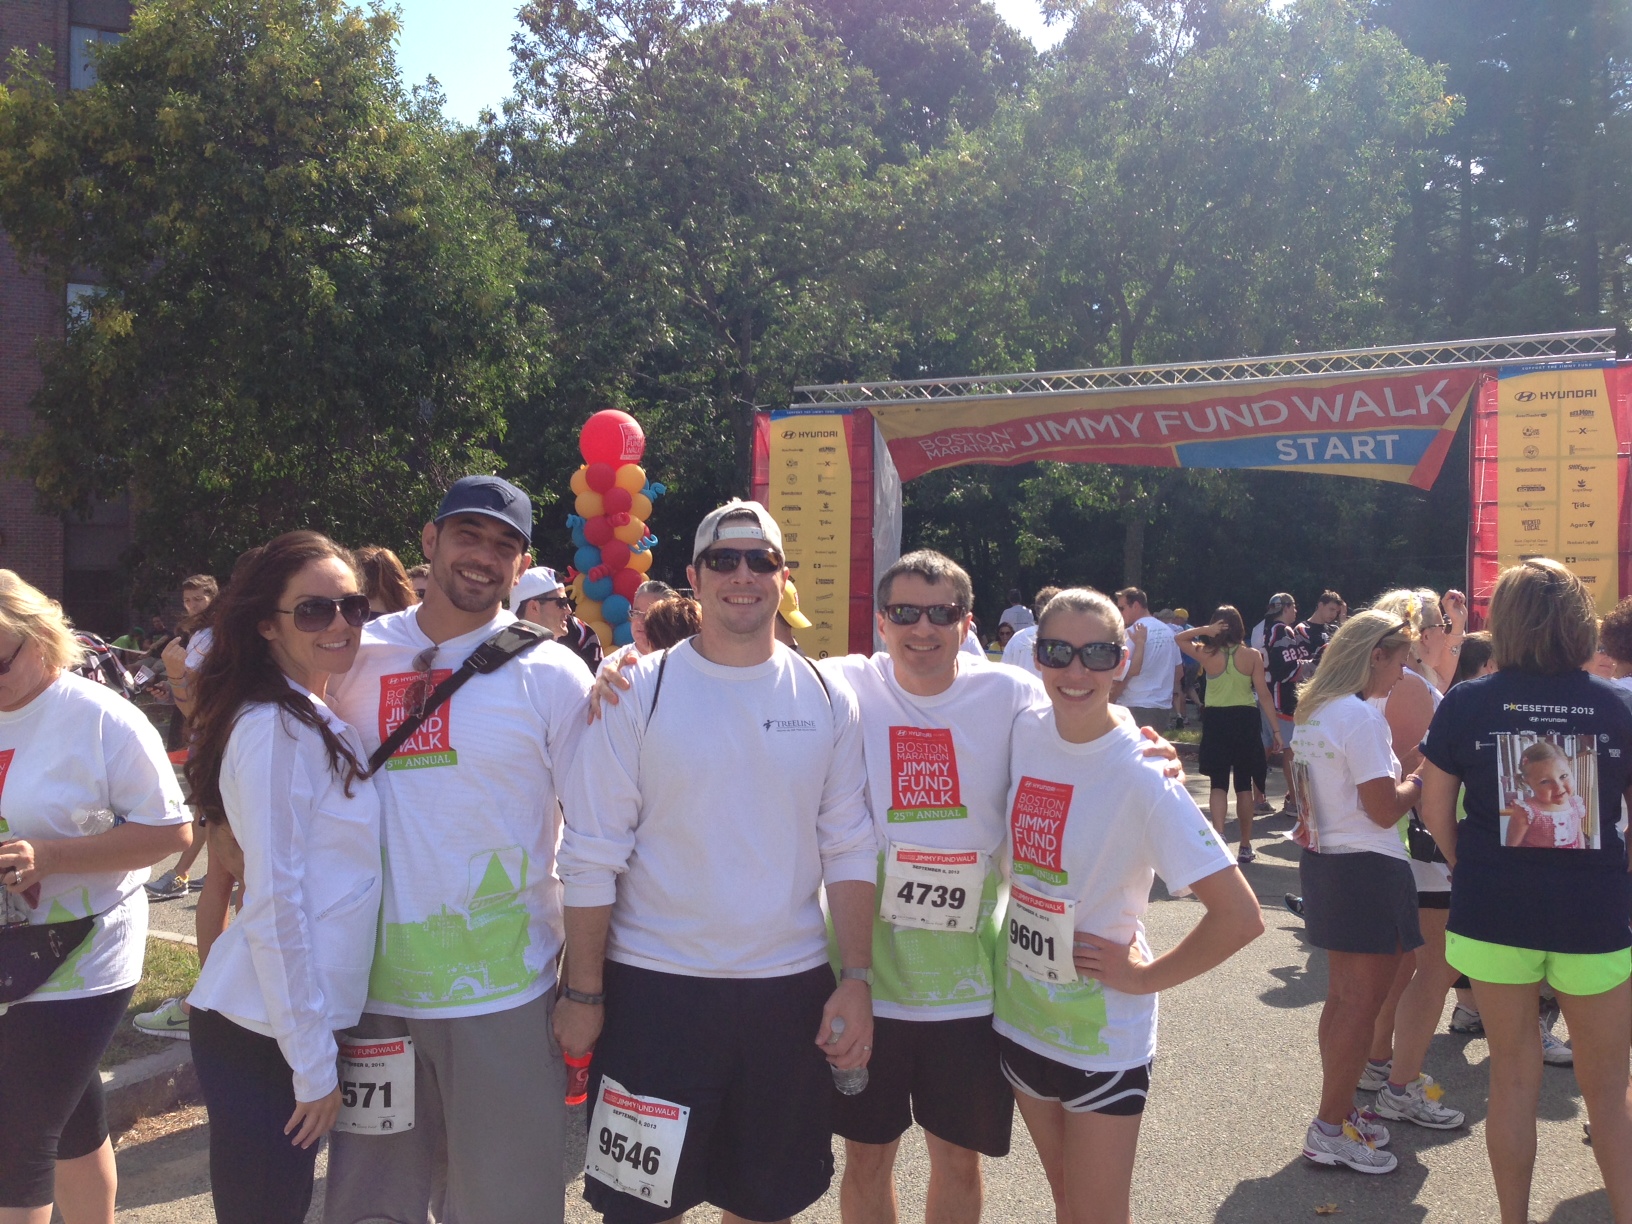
[766,413,852,659]
[1495,364,1619,599]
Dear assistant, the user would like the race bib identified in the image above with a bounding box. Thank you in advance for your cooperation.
[335,1037,414,1134]
[879,842,985,932]
[1007,886,1076,983]
[586,1076,690,1209]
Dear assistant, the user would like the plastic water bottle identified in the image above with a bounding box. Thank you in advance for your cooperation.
[71,808,117,836]
[828,1016,868,1096]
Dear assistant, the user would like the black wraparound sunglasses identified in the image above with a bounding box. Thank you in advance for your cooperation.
[1035,638,1123,672]
[697,548,784,575]
[882,604,966,627]
[277,595,372,632]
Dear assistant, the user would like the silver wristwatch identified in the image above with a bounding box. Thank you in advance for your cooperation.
[840,966,873,987]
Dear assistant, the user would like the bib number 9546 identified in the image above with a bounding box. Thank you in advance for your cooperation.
[585,1076,689,1208]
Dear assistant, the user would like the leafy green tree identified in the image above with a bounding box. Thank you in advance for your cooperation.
[0,0,531,587]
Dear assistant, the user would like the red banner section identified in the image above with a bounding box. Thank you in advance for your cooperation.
[869,369,1483,488]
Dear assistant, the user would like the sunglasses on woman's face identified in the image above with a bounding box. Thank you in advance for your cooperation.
[882,604,966,627]
[0,639,25,676]
[697,547,783,575]
[277,594,371,633]
[1035,639,1123,671]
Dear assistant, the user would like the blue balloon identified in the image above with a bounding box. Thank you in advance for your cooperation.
[574,545,601,574]
[612,621,635,647]
[602,595,632,624]
[570,522,587,548]
[583,576,614,602]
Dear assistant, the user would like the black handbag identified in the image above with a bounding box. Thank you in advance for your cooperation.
[1406,810,1448,865]
[0,915,96,1006]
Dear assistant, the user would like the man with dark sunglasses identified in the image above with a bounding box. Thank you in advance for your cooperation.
[322,475,593,1224]
[513,565,602,675]
[557,499,877,1224]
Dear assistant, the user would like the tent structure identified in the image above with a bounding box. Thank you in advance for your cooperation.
[751,330,1628,655]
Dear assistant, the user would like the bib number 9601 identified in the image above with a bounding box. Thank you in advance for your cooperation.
[1005,886,1076,982]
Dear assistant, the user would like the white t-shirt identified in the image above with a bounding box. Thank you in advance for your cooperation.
[1002,625,1040,678]
[1121,615,1180,708]
[0,674,187,1002]
[189,692,382,1100]
[995,713,1234,1070]
[1291,694,1404,858]
[183,626,214,672]
[819,653,1043,1020]
[959,634,986,660]
[559,640,876,978]
[999,605,1035,632]
[324,608,591,1018]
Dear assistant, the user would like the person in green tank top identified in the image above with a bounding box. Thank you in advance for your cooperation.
[1177,607,1282,863]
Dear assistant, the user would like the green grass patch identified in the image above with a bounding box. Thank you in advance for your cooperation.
[102,936,199,1069]
[1168,726,1201,745]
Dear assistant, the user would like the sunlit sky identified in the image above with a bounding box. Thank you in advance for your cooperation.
[392,1,1067,127]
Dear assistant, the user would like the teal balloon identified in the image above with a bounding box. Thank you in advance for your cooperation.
[602,595,632,624]
[583,576,614,602]
[574,545,601,573]
[613,622,635,647]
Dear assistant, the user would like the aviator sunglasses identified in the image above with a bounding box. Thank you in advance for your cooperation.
[1035,638,1123,671]
[882,604,966,627]
[276,594,372,632]
[697,547,784,575]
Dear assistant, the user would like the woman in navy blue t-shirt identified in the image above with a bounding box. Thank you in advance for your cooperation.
[1420,558,1632,1224]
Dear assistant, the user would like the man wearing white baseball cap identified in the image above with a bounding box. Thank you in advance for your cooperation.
[556,498,878,1224]
[512,565,602,674]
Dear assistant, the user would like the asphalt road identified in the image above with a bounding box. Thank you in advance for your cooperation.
[116,783,1614,1222]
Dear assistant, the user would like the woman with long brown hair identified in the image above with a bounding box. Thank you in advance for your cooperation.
[355,546,417,618]
[183,532,382,1224]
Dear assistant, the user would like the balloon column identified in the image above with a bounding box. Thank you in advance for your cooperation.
[564,410,665,650]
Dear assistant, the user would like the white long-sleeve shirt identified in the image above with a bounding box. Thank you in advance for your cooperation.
[189,694,382,1100]
[559,639,876,978]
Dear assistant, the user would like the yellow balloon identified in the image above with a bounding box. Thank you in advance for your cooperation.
[569,575,585,599]
[569,465,590,497]
[613,517,647,546]
[577,597,603,624]
[630,493,653,521]
[575,491,605,519]
[613,464,647,494]
[588,621,614,648]
[627,549,653,574]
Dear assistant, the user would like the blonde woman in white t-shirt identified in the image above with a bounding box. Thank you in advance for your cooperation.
[1290,611,1435,1174]
[998,588,1262,1224]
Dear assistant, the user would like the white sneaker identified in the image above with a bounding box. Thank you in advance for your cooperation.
[1541,1023,1574,1067]
[132,997,190,1040]
[1348,1108,1390,1149]
[1303,1119,1398,1174]
[1373,1075,1465,1129]
[1357,1059,1392,1092]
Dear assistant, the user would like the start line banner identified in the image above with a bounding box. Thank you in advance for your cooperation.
[870,369,1483,488]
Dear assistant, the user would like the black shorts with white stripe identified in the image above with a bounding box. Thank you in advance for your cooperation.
[997,1036,1150,1116]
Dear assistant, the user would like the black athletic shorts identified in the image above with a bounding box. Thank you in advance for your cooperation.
[583,960,835,1224]
[831,1014,1013,1156]
[997,1036,1150,1116]
[1300,849,1423,955]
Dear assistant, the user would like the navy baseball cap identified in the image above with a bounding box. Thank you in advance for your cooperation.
[435,475,533,545]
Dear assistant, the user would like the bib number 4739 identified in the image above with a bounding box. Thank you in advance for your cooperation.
[879,843,985,932]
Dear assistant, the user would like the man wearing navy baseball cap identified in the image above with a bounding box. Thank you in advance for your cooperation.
[323,474,592,1224]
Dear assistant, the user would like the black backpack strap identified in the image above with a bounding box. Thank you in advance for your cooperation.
[368,621,551,775]
[797,650,833,706]
[645,648,671,728]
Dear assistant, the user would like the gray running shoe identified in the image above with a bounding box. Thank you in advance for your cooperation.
[1541,1023,1574,1067]
[132,997,190,1040]
[1448,1004,1484,1035]
[144,870,189,900]
[1303,1119,1397,1174]
[1357,1059,1392,1092]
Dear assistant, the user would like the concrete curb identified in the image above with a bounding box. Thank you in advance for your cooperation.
[104,1041,197,1134]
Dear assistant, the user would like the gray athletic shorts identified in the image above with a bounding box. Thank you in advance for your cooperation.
[1300,850,1423,956]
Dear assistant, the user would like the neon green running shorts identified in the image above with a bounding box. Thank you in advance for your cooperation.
[1445,931,1632,996]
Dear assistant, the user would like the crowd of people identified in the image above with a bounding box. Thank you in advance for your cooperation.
[0,475,1628,1224]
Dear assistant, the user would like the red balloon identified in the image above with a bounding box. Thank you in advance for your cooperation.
[602,486,633,515]
[612,567,643,599]
[585,462,617,493]
[599,539,632,571]
[580,410,646,466]
[583,516,615,547]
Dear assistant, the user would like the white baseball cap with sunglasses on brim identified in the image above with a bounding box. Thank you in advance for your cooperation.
[692,500,785,561]
[510,566,565,610]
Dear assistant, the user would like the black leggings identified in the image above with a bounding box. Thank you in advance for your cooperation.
[0,986,134,1208]
[191,1007,322,1224]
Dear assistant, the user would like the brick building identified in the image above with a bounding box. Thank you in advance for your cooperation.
[1,0,133,636]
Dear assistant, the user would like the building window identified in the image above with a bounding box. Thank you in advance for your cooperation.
[66,282,97,328]
[70,27,123,90]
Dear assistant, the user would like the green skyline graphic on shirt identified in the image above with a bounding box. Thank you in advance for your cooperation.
[37,890,92,994]
[996,964,1113,1057]
[370,847,534,1008]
